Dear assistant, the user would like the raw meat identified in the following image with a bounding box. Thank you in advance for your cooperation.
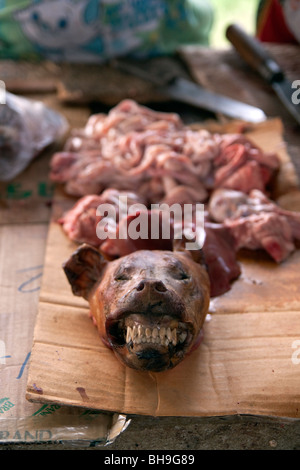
[58,189,143,247]
[53,100,300,373]
[50,100,279,200]
[209,189,300,262]
[54,101,289,298]
[59,190,241,297]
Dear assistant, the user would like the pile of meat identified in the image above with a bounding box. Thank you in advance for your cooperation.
[50,99,278,202]
[51,100,300,297]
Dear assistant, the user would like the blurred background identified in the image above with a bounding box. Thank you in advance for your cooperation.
[210,0,260,47]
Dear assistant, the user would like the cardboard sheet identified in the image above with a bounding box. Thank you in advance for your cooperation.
[26,118,300,418]
[0,221,129,443]
[0,101,129,444]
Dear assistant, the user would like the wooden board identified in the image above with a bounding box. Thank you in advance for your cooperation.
[25,117,300,418]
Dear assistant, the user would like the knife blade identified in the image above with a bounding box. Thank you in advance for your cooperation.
[113,59,266,123]
[226,23,300,126]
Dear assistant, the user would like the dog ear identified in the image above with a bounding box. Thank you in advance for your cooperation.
[172,238,207,267]
[63,244,107,300]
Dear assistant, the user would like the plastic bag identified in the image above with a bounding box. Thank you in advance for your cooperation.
[0,0,213,63]
[0,92,68,181]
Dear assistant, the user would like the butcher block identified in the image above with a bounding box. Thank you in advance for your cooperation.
[25,116,300,418]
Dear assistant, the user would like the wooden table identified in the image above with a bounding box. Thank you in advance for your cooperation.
[1,44,300,450]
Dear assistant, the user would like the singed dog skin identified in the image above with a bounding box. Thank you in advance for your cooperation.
[63,246,210,372]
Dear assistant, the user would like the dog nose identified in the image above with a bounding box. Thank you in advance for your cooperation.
[136,279,167,293]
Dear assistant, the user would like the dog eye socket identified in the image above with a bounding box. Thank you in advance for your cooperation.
[114,267,132,281]
[115,274,130,281]
[176,270,190,281]
[167,263,190,281]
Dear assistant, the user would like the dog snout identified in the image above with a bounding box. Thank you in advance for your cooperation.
[136,279,167,294]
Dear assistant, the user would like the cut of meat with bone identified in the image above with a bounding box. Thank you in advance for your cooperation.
[209,188,300,262]
[225,212,295,262]
[58,189,144,247]
[59,194,103,246]
[208,188,274,222]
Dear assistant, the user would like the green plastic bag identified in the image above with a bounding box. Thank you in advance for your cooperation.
[0,0,213,62]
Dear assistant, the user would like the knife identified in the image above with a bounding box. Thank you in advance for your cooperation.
[226,23,300,126]
[113,59,266,123]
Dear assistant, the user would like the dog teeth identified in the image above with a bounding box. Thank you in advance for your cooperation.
[138,325,143,337]
[171,328,177,346]
[125,324,187,347]
[126,327,131,343]
[159,326,166,341]
[178,331,187,343]
[166,327,172,342]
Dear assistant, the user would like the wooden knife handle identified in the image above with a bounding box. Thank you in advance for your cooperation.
[226,24,284,83]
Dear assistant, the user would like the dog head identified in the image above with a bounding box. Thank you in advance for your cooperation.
[63,244,210,372]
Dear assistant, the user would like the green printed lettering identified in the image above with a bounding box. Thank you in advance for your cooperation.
[37,182,54,198]
[40,409,52,416]
[6,183,32,200]
[0,398,14,414]
[4,181,54,201]
[0,397,9,405]
[32,404,48,416]
[2,400,14,411]
[32,403,60,417]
